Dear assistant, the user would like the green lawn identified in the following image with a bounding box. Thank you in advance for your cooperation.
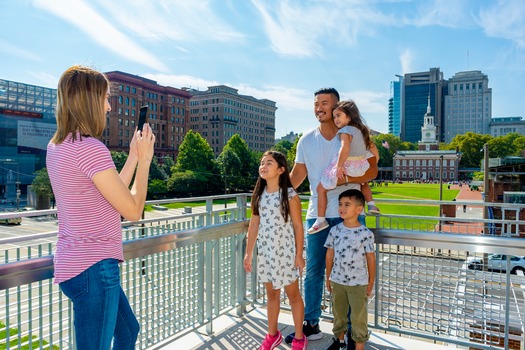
[0,321,58,350]
[299,183,460,228]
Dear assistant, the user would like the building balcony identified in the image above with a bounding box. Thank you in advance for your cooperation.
[1,196,524,349]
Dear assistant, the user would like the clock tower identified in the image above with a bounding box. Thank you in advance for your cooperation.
[418,95,439,150]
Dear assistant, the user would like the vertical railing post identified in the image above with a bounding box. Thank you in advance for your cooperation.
[205,198,213,226]
[236,233,247,316]
[205,240,213,335]
[198,242,205,325]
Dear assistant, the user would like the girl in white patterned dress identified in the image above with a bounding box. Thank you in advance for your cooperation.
[244,151,308,350]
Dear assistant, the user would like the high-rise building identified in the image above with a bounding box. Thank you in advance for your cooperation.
[490,116,525,137]
[104,71,191,159]
[186,85,276,155]
[401,68,447,143]
[0,78,57,201]
[444,70,492,142]
[388,75,403,137]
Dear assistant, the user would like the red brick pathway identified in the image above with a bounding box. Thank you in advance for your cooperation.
[439,184,484,235]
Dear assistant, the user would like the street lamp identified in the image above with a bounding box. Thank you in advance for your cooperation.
[439,155,444,202]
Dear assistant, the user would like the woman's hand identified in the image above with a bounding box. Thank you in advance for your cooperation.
[129,127,139,160]
[135,123,155,163]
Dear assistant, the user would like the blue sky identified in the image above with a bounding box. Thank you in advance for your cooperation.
[1,0,524,138]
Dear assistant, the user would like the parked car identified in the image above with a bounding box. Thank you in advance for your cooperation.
[1,216,22,225]
[467,254,525,274]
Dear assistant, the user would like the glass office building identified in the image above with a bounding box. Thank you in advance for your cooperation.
[388,76,403,137]
[0,79,57,202]
[401,68,447,143]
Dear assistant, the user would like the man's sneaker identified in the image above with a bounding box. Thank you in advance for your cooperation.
[367,205,380,215]
[285,321,323,343]
[326,337,346,350]
[307,220,329,234]
[345,330,356,350]
[259,330,282,350]
[291,336,308,350]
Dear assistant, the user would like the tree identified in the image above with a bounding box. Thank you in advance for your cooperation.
[273,140,293,158]
[111,151,128,172]
[31,168,53,209]
[149,156,168,181]
[285,134,309,193]
[488,133,519,159]
[167,170,210,196]
[161,155,175,178]
[371,134,405,168]
[513,136,525,156]
[446,132,491,168]
[220,134,257,192]
[148,179,168,200]
[217,148,242,193]
[175,130,217,175]
[172,131,219,195]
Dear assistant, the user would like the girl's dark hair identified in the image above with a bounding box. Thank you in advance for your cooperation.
[251,150,294,222]
[334,100,371,149]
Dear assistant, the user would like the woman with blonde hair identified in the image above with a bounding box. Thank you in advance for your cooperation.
[47,65,155,349]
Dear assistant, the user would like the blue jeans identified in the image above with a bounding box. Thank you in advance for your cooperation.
[60,259,140,350]
[304,215,365,325]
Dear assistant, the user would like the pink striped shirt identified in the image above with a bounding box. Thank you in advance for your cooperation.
[47,134,123,283]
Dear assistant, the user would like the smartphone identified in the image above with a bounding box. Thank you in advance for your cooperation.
[138,106,149,131]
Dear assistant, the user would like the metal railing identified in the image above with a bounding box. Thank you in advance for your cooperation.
[1,196,525,349]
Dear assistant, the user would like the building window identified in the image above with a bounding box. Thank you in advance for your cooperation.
[450,172,454,179]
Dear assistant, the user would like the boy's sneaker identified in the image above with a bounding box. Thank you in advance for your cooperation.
[285,321,323,343]
[367,205,380,215]
[326,337,346,349]
[307,219,329,234]
[291,336,308,350]
[260,330,282,350]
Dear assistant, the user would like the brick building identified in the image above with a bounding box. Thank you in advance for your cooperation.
[394,97,460,182]
[185,85,276,156]
[104,71,191,159]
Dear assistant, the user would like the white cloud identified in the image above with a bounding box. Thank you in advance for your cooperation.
[144,74,220,91]
[33,0,168,72]
[400,48,414,75]
[95,0,245,43]
[250,0,390,57]
[409,0,474,28]
[26,71,60,89]
[478,0,525,48]
[0,40,41,61]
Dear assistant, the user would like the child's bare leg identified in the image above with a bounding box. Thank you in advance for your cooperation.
[317,182,328,218]
[284,280,304,340]
[336,158,378,186]
[264,283,281,336]
[307,183,330,233]
[361,182,373,202]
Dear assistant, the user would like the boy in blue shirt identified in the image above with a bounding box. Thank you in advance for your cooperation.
[325,189,376,350]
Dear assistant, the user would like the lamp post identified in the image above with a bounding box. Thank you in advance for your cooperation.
[439,155,444,202]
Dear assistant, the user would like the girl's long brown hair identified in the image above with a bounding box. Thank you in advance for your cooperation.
[334,100,371,149]
[52,65,109,144]
[251,151,294,222]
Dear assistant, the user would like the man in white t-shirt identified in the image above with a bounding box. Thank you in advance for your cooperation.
[286,88,362,345]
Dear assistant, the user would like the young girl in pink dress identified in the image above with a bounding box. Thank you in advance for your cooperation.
[308,100,379,234]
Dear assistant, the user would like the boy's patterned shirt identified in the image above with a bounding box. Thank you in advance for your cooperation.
[324,223,375,286]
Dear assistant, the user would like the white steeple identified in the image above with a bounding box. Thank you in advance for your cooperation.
[421,95,437,144]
